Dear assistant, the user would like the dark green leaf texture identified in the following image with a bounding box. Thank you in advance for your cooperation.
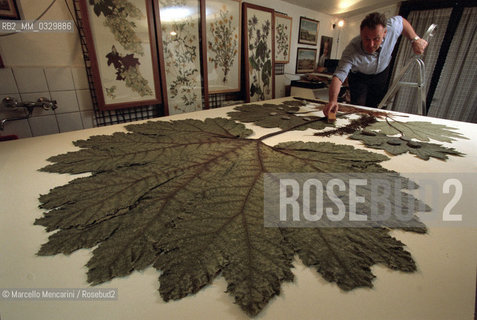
[350,131,464,160]
[37,118,426,316]
[369,120,468,143]
[227,100,335,131]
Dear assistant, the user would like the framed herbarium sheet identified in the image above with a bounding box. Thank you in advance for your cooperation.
[243,3,274,102]
[79,0,162,111]
[274,13,292,64]
[205,0,241,94]
[158,0,208,115]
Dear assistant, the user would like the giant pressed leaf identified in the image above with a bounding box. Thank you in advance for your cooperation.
[369,120,468,143]
[37,117,427,316]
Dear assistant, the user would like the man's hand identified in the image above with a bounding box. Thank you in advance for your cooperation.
[324,76,343,120]
[323,101,339,120]
[412,38,428,55]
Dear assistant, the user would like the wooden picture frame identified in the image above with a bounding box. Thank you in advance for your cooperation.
[0,0,20,19]
[274,13,292,64]
[79,0,161,111]
[295,47,317,74]
[205,0,241,94]
[298,16,319,45]
[243,2,274,103]
[157,0,208,115]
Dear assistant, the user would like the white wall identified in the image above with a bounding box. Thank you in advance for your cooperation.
[0,0,84,67]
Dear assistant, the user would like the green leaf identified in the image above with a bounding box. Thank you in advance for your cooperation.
[369,120,468,143]
[256,40,267,60]
[37,117,426,316]
[249,56,259,70]
[228,101,334,131]
[262,59,272,82]
[284,228,418,290]
[350,131,464,160]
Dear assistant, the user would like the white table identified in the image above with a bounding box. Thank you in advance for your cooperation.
[1,98,476,320]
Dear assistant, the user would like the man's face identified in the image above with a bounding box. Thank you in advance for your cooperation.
[361,25,386,54]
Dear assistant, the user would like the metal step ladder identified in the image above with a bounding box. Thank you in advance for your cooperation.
[377,24,438,115]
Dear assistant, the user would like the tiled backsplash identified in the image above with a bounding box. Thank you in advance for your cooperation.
[0,66,95,139]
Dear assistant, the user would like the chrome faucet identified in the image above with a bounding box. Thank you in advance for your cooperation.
[1,96,58,130]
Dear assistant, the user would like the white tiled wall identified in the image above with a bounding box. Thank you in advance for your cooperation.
[0,67,95,139]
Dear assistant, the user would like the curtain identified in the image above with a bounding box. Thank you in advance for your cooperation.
[427,7,477,122]
[388,8,451,114]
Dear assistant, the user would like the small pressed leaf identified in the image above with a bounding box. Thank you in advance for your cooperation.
[350,131,464,160]
[369,120,468,143]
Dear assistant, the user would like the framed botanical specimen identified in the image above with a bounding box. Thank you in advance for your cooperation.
[274,13,292,64]
[243,3,274,102]
[0,0,20,19]
[205,0,241,94]
[79,0,162,111]
[158,0,207,115]
[298,16,319,45]
[296,47,317,74]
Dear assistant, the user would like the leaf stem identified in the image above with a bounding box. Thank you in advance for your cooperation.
[258,117,327,141]
[385,116,405,136]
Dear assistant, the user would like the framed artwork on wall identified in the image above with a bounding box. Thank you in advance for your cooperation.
[157,0,208,115]
[205,0,241,94]
[317,35,333,70]
[298,16,319,45]
[274,13,292,64]
[79,0,162,111]
[0,0,20,19]
[243,2,274,102]
[295,47,317,74]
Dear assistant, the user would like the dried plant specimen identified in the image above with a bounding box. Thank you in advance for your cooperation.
[37,117,428,316]
[228,100,333,131]
[247,13,272,101]
[208,7,238,83]
[160,0,203,113]
[106,45,153,96]
[90,0,144,55]
[368,120,469,143]
[350,130,464,160]
[275,21,289,58]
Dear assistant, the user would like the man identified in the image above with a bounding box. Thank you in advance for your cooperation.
[323,12,428,117]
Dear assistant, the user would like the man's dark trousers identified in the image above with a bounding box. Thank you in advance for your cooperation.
[348,65,391,108]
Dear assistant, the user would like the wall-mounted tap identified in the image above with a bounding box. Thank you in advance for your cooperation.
[1,96,58,130]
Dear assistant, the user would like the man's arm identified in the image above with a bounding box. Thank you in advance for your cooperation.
[402,17,428,54]
[323,76,342,117]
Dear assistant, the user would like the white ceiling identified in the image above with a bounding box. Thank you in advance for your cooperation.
[281,0,402,17]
